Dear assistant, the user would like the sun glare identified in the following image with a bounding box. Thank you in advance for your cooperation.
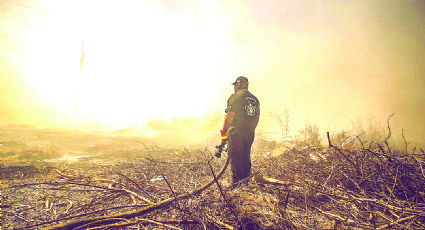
[19,0,231,128]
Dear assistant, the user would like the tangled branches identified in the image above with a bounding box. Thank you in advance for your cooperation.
[3,116,425,229]
[317,129,425,229]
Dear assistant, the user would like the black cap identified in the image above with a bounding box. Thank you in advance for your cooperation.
[232,76,248,85]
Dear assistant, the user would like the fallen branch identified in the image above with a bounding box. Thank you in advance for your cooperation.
[208,159,245,230]
[13,204,150,230]
[254,175,292,186]
[74,218,129,230]
[376,215,417,230]
[56,169,91,180]
[86,219,198,230]
[205,214,234,230]
[41,156,230,230]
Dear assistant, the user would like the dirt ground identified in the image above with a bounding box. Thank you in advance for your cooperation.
[1,127,425,229]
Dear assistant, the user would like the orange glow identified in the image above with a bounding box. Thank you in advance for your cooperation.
[1,0,424,146]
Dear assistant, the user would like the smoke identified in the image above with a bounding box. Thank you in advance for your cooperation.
[0,0,424,146]
[0,66,62,128]
[0,66,32,125]
[227,0,425,146]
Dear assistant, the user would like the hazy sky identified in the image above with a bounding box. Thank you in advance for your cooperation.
[1,0,424,144]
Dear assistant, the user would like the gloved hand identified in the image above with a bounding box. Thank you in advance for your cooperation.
[220,130,227,142]
[214,142,225,158]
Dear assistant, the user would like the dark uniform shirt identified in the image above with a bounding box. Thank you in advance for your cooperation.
[225,89,260,135]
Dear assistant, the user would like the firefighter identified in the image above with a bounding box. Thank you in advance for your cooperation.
[221,76,260,185]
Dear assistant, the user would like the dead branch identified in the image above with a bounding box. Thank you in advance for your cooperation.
[5,122,425,230]
[74,218,130,230]
[205,214,234,230]
[41,156,230,230]
[208,159,245,230]
[254,174,292,187]
[86,218,198,230]
[313,206,351,222]
[137,218,184,230]
[119,187,153,204]
[327,132,361,176]
[55,169,91,180]
[376,215,418,230]
[13,204,151,230]
[384,113,395,151]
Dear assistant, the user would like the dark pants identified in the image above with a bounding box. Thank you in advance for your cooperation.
[228,130,255,183]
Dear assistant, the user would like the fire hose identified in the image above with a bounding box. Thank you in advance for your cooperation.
[42,153,230,230]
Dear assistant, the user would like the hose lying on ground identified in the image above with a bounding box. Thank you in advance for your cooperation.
[42,156,230,230]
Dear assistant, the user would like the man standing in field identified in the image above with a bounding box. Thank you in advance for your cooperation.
[221,76,260,185]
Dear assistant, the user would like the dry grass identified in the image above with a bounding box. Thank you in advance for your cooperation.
[1,123,425,229]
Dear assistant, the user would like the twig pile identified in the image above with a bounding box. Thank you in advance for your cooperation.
[256,130,425,229]
[316,131,425,229]
[2,130,425,229]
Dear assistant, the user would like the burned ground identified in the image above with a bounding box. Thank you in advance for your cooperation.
[1,127,425,229]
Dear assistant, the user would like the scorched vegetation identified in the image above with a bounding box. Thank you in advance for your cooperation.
[1,115,425,229]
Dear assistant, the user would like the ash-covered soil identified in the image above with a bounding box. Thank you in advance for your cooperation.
[2,127,425,229]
